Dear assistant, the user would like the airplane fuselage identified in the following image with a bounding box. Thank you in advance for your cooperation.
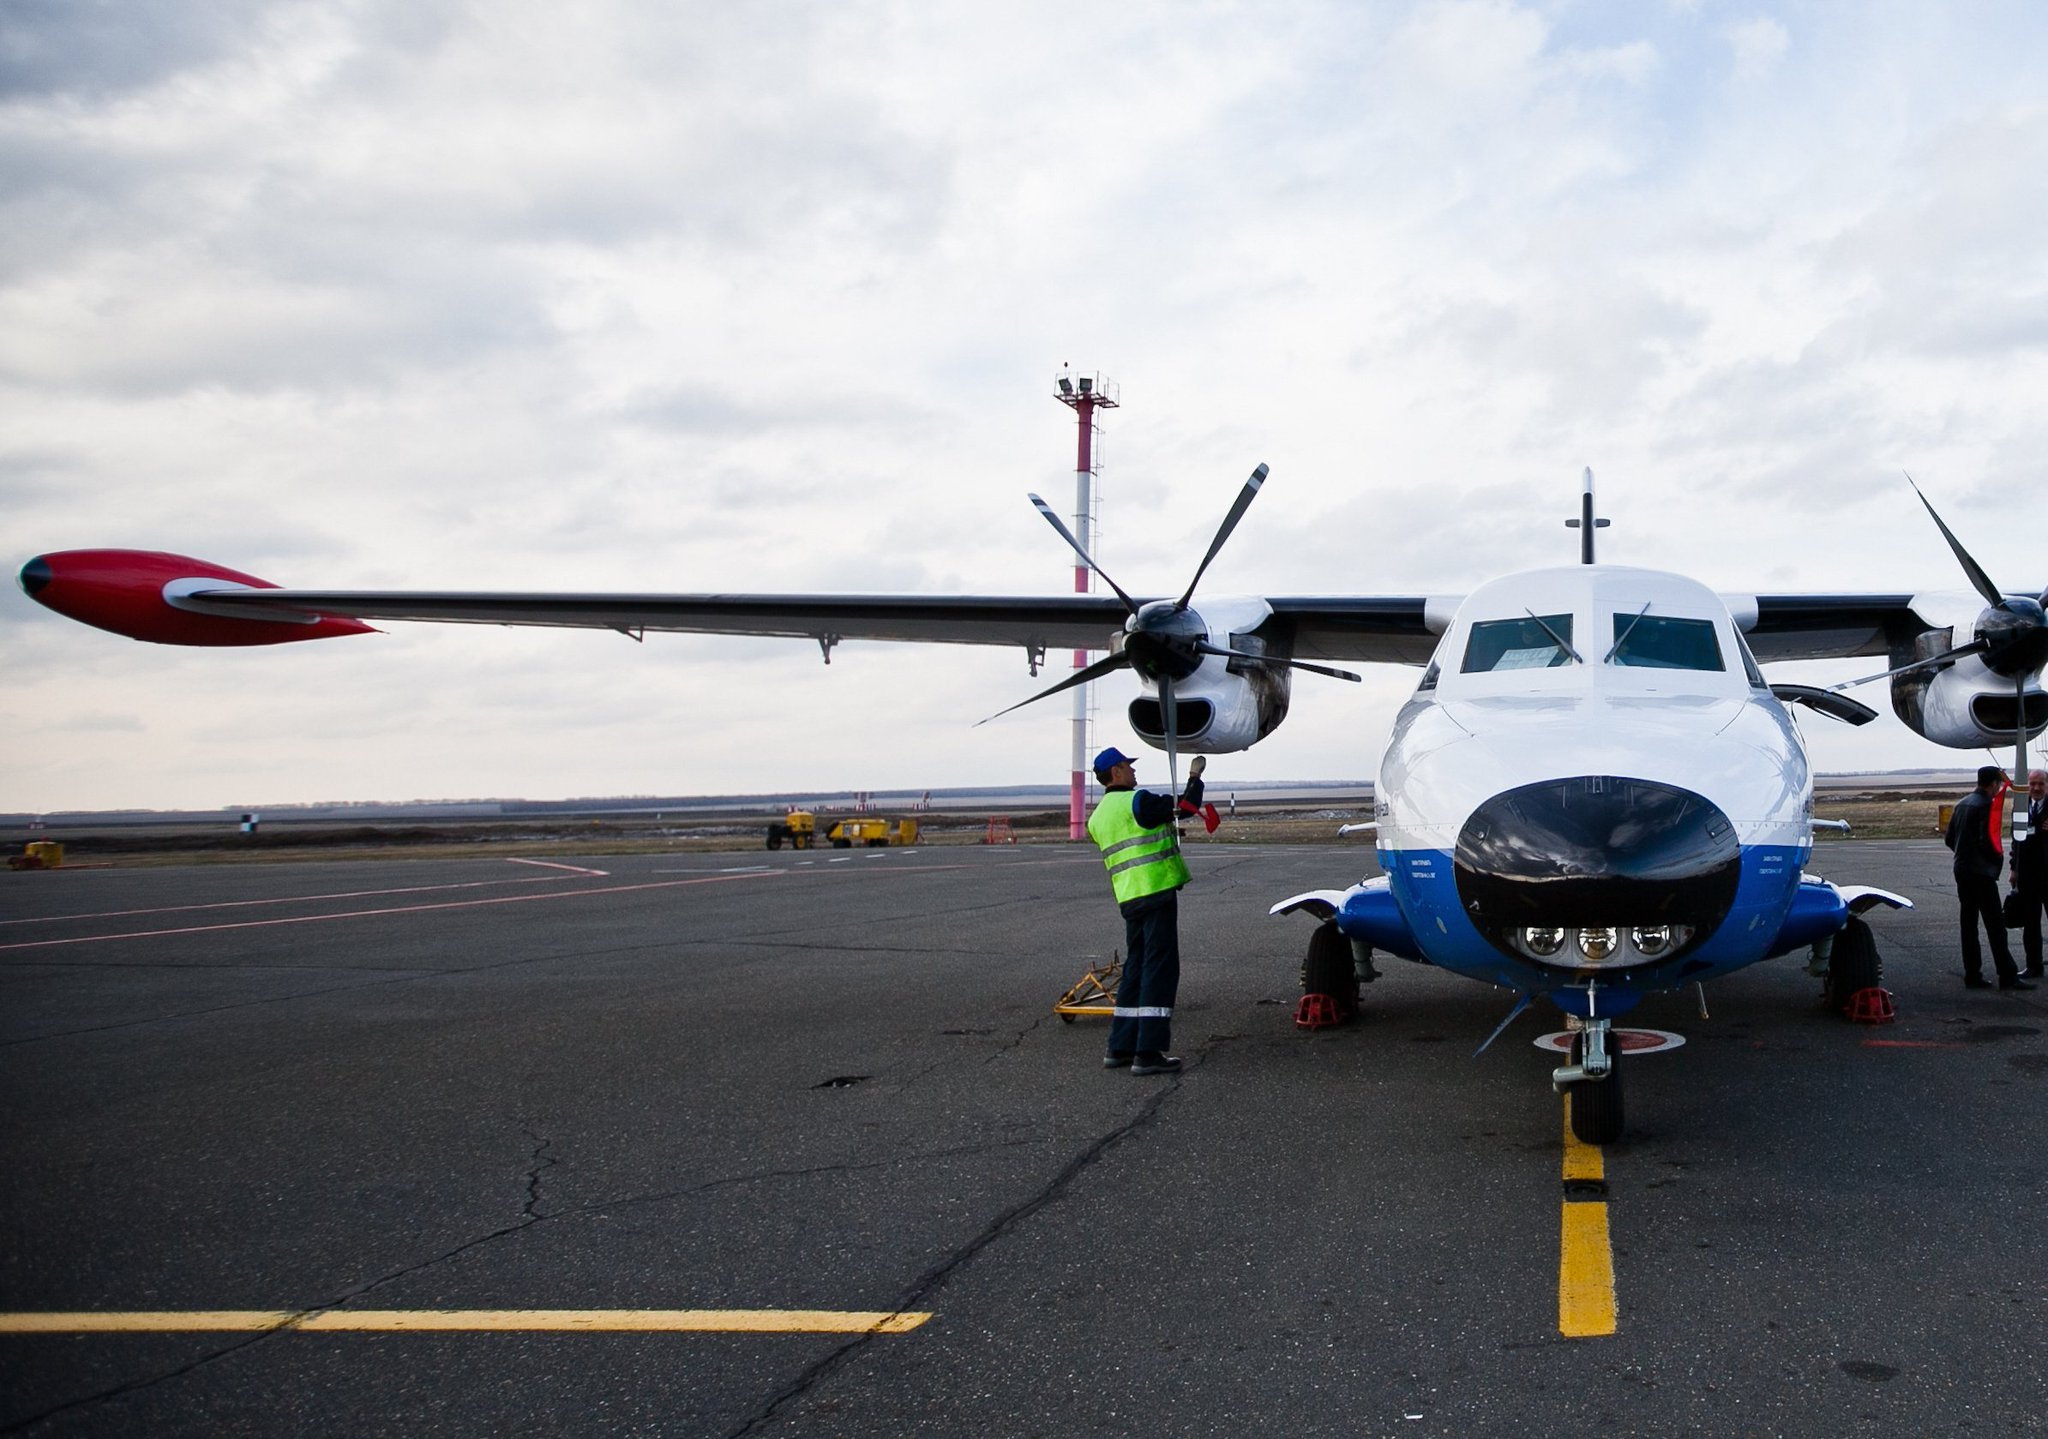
[1360,565,1817,1017]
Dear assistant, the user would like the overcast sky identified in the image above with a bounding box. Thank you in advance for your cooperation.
[4,0,2046,812]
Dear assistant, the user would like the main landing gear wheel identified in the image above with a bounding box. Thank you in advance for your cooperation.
[1567,1033,1624,1146]
[1826,915,1883,1014]
[1300,923,1359,1020]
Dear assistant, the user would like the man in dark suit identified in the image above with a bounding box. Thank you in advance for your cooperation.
[1946,765,2030,990]
[2016,768,2047,979]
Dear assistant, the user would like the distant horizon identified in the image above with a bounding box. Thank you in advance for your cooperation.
[2,765,1993,825]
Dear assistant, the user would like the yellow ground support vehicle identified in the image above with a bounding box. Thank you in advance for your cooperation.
[826,818,919,848]
[765,811,817,850]
[8,841,64,870]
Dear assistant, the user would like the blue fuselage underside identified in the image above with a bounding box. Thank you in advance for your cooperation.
[1362,843,1809,1018]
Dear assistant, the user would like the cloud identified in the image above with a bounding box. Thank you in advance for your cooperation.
[0,0,286,100]
[6,1,2048,809]
[1725,17,1790,81]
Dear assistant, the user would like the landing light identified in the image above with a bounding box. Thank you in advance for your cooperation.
[1509,924,1696,969]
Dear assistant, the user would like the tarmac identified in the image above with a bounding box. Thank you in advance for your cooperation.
[2,839,2045,1437]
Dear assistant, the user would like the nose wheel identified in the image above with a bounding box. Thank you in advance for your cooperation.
[1553,1020,1624,1145]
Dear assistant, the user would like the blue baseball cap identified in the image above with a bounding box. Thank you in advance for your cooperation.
[1092,746,1137,776]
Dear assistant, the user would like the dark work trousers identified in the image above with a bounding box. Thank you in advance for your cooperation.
[1109,891,1180,1056]
[1957,873,2017,982]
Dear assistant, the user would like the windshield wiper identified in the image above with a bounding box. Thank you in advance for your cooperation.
[1524,609,1583,665]
[1603,603,1651,664]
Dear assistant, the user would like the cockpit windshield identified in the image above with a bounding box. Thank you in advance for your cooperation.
[1462,615,1575,672]
[1609,613,1724,671]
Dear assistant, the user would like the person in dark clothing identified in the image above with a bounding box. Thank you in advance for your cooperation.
[2014,769,2047,979]
[1946,765,2031,990]
[1085,745,1211,1076]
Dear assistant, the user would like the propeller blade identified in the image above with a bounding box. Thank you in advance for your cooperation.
[1906,473,2005,608]
[974,651,1131,726]
[1162,675,1180,802]
[1174,463,1269,612]
[1028,494,1140,616]
[2016,670,2032,845]
[1826,638,1988,693]
[1194,641,1362,683]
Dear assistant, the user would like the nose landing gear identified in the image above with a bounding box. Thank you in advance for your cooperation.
[1552,1017,1624,1144]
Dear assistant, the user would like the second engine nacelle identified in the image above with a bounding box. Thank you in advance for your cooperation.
[1892,627,2048,747]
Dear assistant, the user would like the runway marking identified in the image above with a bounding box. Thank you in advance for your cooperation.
[504,858,610,876]
[0,855,1068,955]
[0,1309,930,1334]
[0,875,589,928]
[0,871,784,953]
[1558,1096,1618,1338]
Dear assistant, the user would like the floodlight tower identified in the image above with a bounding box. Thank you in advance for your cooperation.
[1055,369,1118,840]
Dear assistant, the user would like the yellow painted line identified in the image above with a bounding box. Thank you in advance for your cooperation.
[1561,1100,1604,1185]
[1558,1096,1618,1338]
[0,1309,931,1335]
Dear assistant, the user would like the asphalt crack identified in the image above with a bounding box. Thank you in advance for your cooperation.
[0,1129,566,1436]
[4,1069,1160,1435]
[722,1068,1190,1438]
[981,1012,1056,1065]
[522,1130,557,1219]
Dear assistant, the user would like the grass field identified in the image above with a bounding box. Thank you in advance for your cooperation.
[3,789,1968,869]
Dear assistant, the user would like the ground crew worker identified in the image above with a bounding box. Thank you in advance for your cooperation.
[1086,745,1209,1075]
[1946,765,2030,991]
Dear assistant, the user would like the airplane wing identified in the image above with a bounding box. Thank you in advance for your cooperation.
[17,549,2029,669]
[17,550,1440,660]
[140,582,2037,666]
[1735,594,1920,662]
[192,587,1139,650]
[178,586,1443,662]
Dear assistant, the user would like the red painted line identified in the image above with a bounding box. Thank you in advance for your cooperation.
[0,871,783,953]
[0,875,581,928]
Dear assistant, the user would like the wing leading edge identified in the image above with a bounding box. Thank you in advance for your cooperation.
[182,587,1442,662]
[24,549,2024,669]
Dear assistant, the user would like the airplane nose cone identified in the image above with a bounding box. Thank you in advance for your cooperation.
[18,555,52,597]
[1454,776,1741,956]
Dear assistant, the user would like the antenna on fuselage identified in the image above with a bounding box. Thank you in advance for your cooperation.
[1564,467,1610,564]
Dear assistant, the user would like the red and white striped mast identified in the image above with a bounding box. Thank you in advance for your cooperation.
[1055,370,1117,840]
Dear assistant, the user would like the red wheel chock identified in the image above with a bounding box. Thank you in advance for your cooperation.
[1845,987,1896,1024]
[1294,993,1345,1030]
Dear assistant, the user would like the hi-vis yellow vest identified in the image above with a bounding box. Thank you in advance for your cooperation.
[1087,790,1190,903]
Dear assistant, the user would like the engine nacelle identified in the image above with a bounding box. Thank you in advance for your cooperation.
[1124,597,1293,754]
[1892,624,2048,747]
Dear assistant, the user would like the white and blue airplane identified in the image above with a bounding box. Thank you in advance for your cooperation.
[17,469,2046,1141]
